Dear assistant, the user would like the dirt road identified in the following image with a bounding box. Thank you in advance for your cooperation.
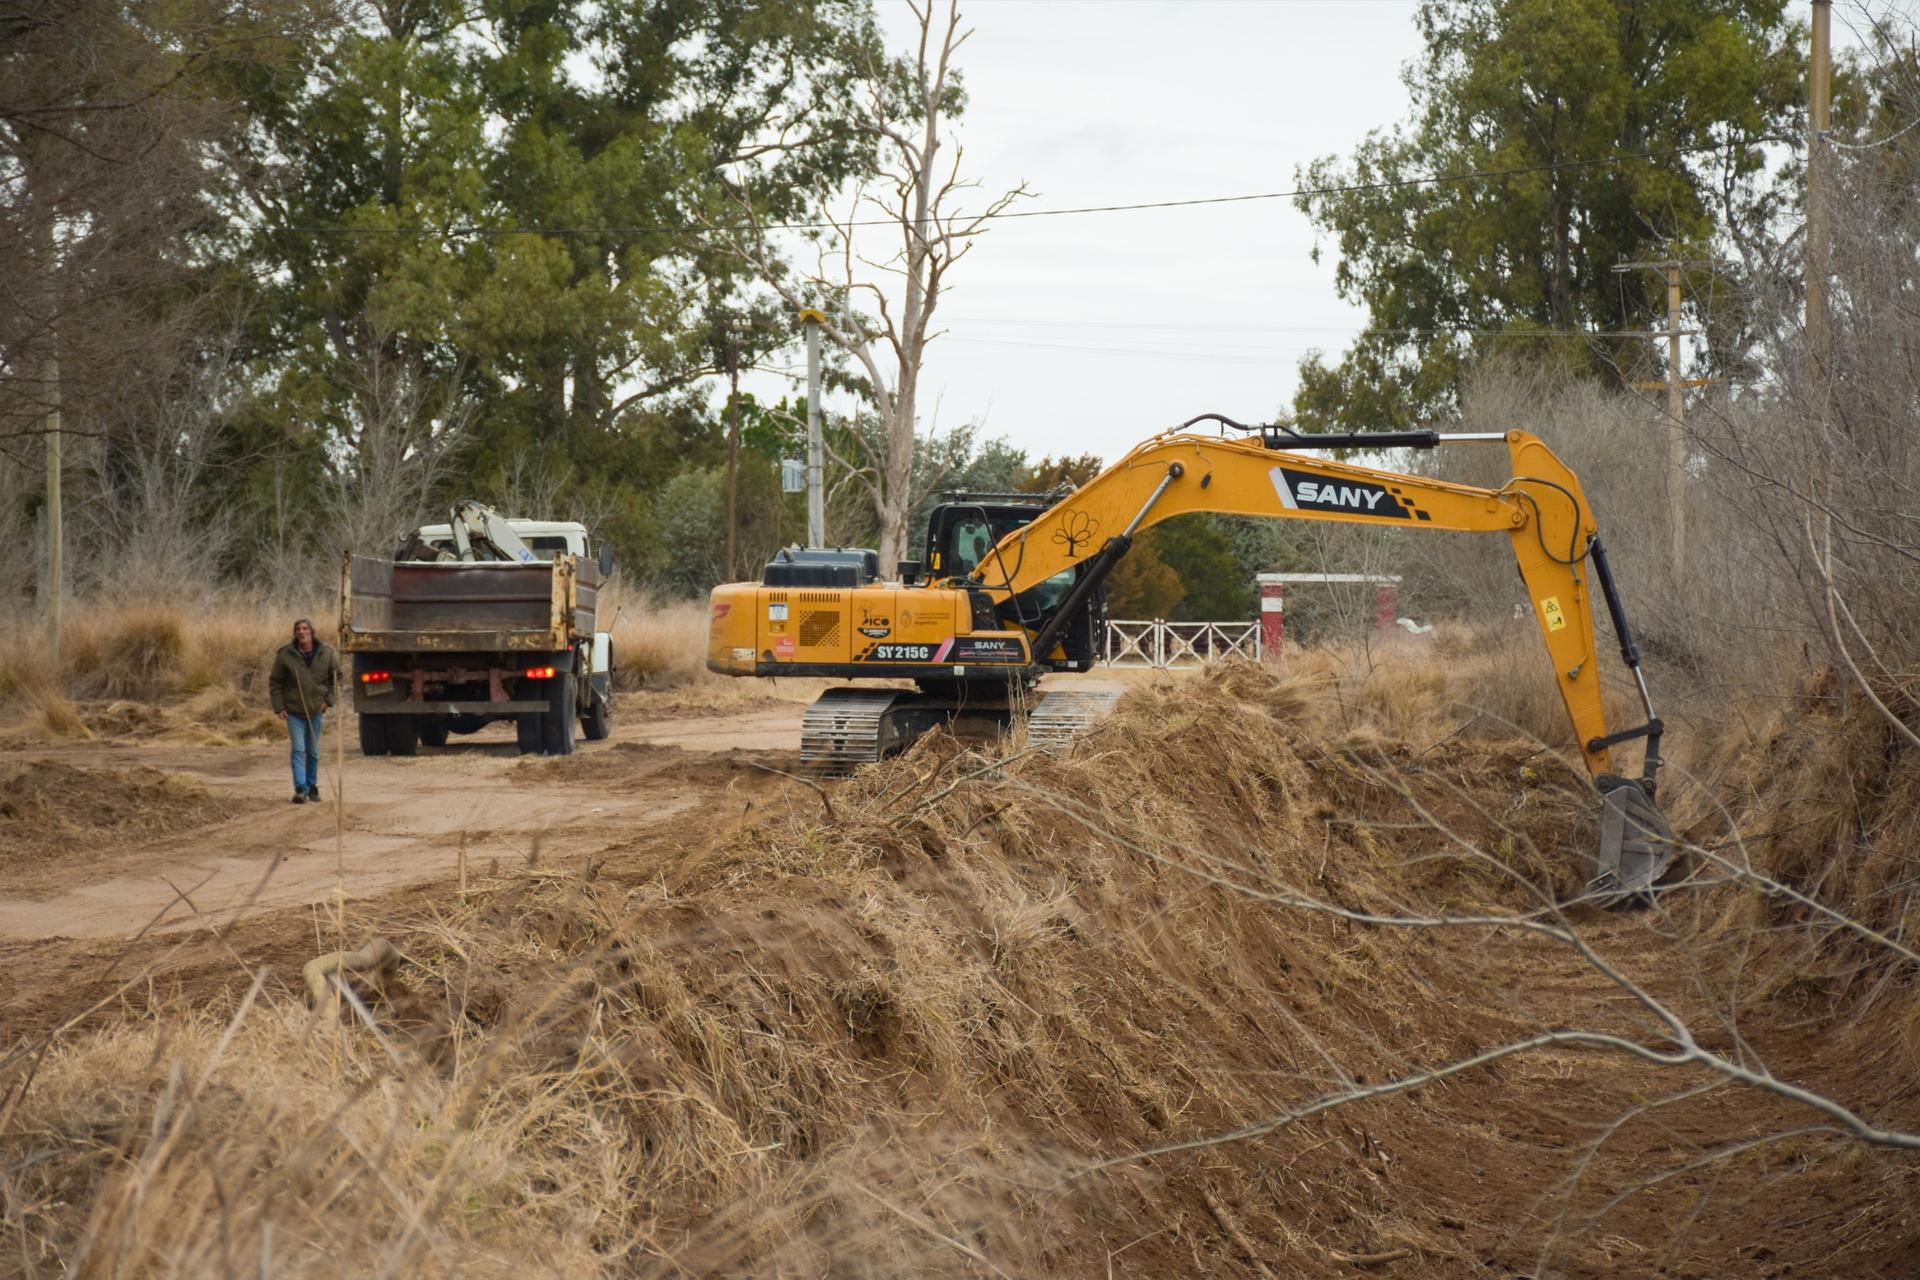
[0,698,808,942]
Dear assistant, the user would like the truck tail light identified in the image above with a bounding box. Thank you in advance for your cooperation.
[524,665,556,679]
[359,671,390,684]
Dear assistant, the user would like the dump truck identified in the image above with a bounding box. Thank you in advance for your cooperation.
[339,501,615,756]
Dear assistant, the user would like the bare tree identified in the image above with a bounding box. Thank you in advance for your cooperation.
[320,328,474,559]
[77,321,252,601]
[722,0,1027,567]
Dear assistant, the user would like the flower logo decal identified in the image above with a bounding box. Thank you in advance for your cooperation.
[1052,510,1098,559]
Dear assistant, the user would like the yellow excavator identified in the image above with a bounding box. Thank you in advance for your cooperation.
[708,415,1675,901]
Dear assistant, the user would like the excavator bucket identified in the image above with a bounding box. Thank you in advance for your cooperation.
[1591,776,1677,907]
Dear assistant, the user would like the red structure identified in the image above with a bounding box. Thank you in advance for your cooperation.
[1373,581,1400,632]
[1258,574,1287,655]
[1255,573,1404,661]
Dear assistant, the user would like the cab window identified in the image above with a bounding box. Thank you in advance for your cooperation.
[948,518,995,575]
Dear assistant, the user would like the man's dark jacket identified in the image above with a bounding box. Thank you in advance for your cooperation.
[269,641,342,717]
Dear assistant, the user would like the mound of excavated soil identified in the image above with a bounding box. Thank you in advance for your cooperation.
[5,664,1915,1278]
[0,758,240,868]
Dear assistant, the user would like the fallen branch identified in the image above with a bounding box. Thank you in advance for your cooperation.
[303,937,399,1014]
[1200,1189,1275,1279]
[1329,1246,1413,1266]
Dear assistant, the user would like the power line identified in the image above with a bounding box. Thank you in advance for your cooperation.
[944,317,1683,339]
[1823,116,1920,150]
[273,141,1738,239]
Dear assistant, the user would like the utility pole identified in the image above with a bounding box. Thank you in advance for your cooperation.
[1663,264,1685,570]
[799,308,826,548]
[27,132,61,652]
[722,334,741,581]
[1615,259,1715,574]
[44,355,61,652]
[1807,0,1833,388]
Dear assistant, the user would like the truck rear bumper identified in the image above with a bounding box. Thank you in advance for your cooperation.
[357,699,548,715]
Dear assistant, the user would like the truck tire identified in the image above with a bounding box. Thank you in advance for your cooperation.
[542,672,577,755]
[581,686,611,741]
[386,714,419,757]
[447,713,487,735]
[358,713,390,757]
[516,713,541,755]
[417,716,449,748]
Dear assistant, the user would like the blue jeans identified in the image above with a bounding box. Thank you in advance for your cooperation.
[288,713,323,792]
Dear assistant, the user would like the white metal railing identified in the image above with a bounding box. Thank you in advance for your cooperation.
[1103,619,1261,669]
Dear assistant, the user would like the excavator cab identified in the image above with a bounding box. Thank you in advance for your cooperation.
[922,492,1060,581]
[922,491,1101,669]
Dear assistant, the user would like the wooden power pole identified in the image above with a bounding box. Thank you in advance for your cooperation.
[722,335,741,582]
[799,308,826,548]
[1807,0,1833,387]
[1662,264,1685,570]
[1615,260,1709,573]
[44,355,61,652]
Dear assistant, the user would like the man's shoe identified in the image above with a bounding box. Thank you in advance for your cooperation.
[306,786,322,802]
[291,791,307,804]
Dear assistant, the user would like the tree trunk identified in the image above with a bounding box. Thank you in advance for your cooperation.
[876,19,946,573]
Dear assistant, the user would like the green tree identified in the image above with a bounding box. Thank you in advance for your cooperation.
[1017,454,1102,493]
[1292,0,1802,430]
[1152,517,1252,621]
[1105,534,1182,619]
[650,468,726,597]
[235,0,879,558]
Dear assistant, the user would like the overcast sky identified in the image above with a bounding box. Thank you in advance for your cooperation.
[745,0,1884,469]
[751,0,1430,465]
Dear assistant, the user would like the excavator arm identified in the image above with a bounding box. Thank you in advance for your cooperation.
[961,423,1674,900]
[449,500,541,564]
[966,426,1653,782]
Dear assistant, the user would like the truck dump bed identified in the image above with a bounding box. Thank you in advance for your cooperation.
[339,554,600,653]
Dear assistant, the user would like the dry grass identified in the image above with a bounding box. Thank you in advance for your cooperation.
[32,691,91,740]
[0,602,301,751]
[0,665,1574,1274]
[0,593,815,744]
[1671,668,1920,988]
[7,663,1910,1276]
[0,602,294,713]
[599,585,712,691]
[1277,622,1637,761]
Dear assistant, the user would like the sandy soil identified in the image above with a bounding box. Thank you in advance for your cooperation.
[0,700,808,943]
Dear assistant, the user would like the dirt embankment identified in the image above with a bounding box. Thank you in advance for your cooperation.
[2,665,1915,1278]
[0,759,247,877]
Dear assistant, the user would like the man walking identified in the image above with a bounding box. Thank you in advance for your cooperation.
[270,617,340,804]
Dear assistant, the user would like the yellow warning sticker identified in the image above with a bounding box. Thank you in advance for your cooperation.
[1539,596,1567,632]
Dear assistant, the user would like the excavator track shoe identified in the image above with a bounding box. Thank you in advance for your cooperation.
[1592,775,1677,908]
[1028,686,1125,749]
[801,688,908,774]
